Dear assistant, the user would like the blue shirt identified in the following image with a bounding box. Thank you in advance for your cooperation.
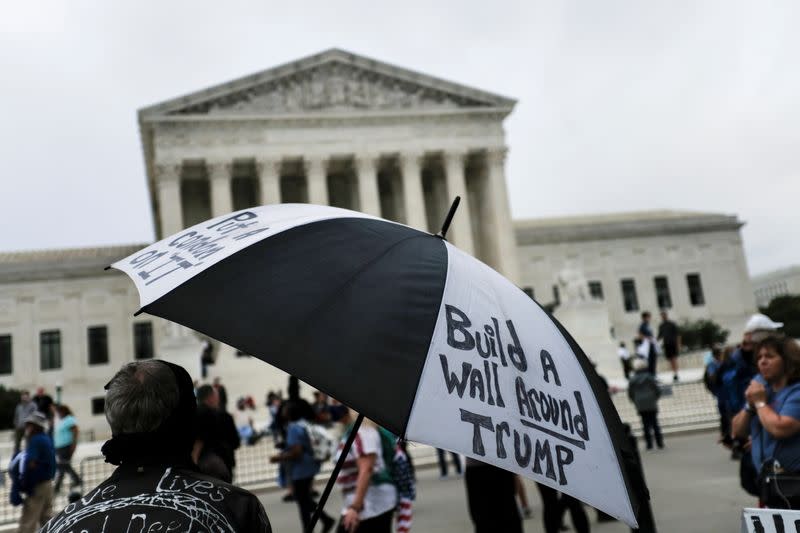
[23,432,55,490]
[286,421,320,481]
[722,348,757,413]
[751,381,800,473]
[54,415,76,448]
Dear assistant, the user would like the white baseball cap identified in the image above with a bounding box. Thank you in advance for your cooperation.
[23,411,49,430]
[744,313,783,333]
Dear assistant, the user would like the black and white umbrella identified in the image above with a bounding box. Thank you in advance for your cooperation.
[111,202,651,529]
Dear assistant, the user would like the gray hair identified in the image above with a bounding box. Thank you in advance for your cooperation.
[105,360,179,435]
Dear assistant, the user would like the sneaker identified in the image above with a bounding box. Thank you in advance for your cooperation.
[673,374,679,382]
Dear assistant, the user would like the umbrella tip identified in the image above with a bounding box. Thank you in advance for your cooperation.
[436,196,461,240]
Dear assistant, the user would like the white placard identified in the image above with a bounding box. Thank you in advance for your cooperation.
[406,242,636,527]
[111,204,379,308]
[742,508,800,533]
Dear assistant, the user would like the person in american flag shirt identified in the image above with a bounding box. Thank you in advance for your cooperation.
[392,440,416,533]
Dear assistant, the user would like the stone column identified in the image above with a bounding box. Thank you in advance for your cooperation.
[485,148,521,283]
[443,150,475,254]
[154,163,183,237]
[208,161,234,217]
[305,156,329,205]
[399,151,428,230]
[256,158,282,205]
[355,154,381,216]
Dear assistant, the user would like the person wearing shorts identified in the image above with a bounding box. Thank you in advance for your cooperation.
[658,310,681,382]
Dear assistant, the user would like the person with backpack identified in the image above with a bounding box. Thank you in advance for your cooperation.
[705,344,733,446]
[271,400,335,532]
[628,357,664,450]
[335,409,397,533]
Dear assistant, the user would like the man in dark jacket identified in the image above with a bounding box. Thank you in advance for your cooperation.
[44,360,271,532]
[628,358,664,450]
[195,383,240,482]
[16,411,56,533]
[658,310,682,382]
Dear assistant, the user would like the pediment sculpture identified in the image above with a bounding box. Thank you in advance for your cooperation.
[169,61,492,115]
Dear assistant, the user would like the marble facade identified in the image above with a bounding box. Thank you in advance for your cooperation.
[139,49,520,281]
[752,265,800,308]
[516,210,758,345]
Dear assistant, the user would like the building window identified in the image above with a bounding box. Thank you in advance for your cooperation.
[588,281,604,300]
[687,273,705,306]
[654,276,672,309]
[40,330,62,370]
[522,287,535,299]
[552,285,561,305]
[91,397,105,415]
[133,322,154,360]
[0,335,11,375]
[87,326,109,365]
[620,279,639,312]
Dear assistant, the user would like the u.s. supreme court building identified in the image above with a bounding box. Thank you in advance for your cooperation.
[0,50,756,435]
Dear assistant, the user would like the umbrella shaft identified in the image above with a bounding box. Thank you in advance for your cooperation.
[308,413,365,533]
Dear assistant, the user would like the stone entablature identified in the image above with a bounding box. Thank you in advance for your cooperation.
[752,265,800,307]
[515,210,743,246]
[0,245,146,283]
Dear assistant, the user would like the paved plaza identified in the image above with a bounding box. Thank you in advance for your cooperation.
[259,430,751,532]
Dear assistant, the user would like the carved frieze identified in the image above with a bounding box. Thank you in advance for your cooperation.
[168,62,492,115]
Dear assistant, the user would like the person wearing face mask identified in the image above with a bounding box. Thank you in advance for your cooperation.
[732,336,800,508]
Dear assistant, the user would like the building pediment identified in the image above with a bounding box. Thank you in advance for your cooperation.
[140,49,516,119]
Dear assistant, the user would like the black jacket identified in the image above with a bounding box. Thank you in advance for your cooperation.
[42,464,270,532]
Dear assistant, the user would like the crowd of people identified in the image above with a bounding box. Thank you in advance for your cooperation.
[9,387,85,533]
[613,310,678,453]
[7,310,798,532]
[703,313,800,510]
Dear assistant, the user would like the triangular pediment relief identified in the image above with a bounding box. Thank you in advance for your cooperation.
[141,49,515,118]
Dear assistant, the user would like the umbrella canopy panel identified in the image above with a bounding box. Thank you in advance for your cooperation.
[142,216,447,436]
[405,242,637,525]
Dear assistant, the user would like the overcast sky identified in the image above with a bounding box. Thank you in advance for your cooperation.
[1,1,797,275]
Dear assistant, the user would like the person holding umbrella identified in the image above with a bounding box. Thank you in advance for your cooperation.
[335,409,396,533]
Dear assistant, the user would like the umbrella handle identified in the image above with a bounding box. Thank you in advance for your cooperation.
[307,413,365,533]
